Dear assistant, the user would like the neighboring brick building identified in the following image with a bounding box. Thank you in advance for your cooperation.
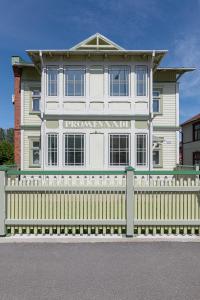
[181,114,200,166]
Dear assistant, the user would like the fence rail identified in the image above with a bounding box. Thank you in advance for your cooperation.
[1,167,200,236]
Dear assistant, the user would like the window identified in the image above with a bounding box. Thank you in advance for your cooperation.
[136,66,147,96]
[47,134,58,166]
[109,67,129,96]
[30,138,40,166]
[193,152,200,166]
[136,134,147,166]
[193,122,200,141]
[153,89,162,114]
[32,90,40,112]
[47,66,58,96]
[153,142,162,168]
[65,67,85,96]
[109,135,129,166]
[64,134,84,166]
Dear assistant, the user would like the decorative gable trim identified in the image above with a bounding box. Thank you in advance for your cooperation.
[70,33,124,51]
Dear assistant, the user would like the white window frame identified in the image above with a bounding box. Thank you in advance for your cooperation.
[29,137,41,167]
[64,133,85,166]
[153,88,163,115]
[153,142,163,168]
[135,65,148,97]
[31,89,41,113]
[136,134,147,166]
[109,134,130,166]
[46,66,59,97]
[64,66,86,97]
[47,133,58,167]
[109,66,130,97]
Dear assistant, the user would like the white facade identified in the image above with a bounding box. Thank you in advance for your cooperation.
[13,33,194,171]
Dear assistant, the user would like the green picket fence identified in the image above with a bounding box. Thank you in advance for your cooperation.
[1,167,200,236]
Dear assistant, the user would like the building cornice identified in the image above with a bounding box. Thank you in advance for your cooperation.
[42,114,151,121]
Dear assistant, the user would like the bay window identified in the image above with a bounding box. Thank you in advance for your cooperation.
[109,67,129,96]
[136,66,147,96]
[65,134,84,166]
[136,134,147,166]
[65,67,85,96]
[109,134,129,166]
[47,66,58,96]
[47,134,58,166]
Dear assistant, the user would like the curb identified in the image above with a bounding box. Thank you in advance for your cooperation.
[1,235,200,244]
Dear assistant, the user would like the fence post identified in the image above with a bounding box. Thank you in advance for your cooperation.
[0,171,6,236]
[195,165,199,180]
[126,166,134,237]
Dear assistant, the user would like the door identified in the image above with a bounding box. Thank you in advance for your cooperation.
[90,133,104,169]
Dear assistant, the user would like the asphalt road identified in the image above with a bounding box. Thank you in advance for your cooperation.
[0,242,200,300]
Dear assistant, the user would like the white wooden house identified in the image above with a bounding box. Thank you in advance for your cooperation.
[12,33,194,171]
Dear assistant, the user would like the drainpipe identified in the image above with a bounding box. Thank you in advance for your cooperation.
[149,51,155,171]
[39,51,45,171]
[39,51,44,118]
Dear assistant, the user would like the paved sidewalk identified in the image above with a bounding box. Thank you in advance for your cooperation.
[0,240,200,299]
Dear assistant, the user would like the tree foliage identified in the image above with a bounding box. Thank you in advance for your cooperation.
[6,128,14,144]
[0,141,14,165]
[0,128,14,165]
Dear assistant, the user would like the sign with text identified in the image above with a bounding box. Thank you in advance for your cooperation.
[64,120,131,129]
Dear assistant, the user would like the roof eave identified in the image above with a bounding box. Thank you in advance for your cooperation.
[157,67,195,71]
[26,49,168,68]
[181,120,199,127]
[26,49,168,56]
[12,63,35,68]
[156,67,195,81]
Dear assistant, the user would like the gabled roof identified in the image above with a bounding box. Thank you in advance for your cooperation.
[70,33,124,51]
[15,33,194,77]
[181,113,200,126]
[26,33,168,69]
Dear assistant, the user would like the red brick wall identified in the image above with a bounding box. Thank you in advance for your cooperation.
[13,66,22,168]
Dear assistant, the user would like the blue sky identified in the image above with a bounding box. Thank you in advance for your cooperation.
[0,0,200,128]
